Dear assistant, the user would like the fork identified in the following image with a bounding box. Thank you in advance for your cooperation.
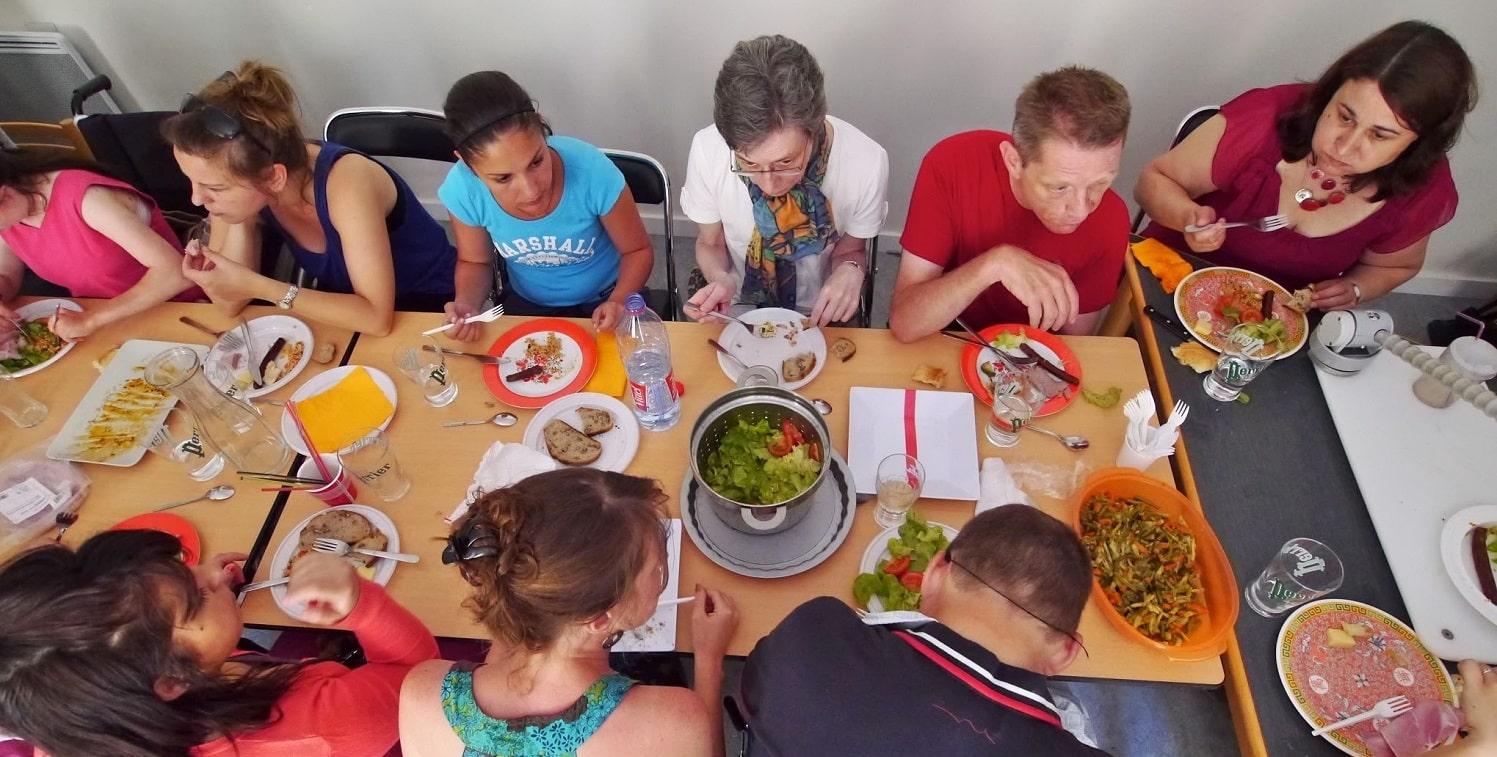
[1160,400,1190,437]
[422,304,505,336]
[53,511,79,542]
[1310,695,1412,737]
[239,319,264,388]
[689,307,771,338]
[1185,214,1290,233]
[311,537,420,563]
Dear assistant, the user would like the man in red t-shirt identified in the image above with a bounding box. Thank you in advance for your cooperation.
[891,67,1132,341]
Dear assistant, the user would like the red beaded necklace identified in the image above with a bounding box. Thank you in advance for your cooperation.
[1295,160,1348,211]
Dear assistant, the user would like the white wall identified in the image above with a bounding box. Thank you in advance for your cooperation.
[10,0,1497,294]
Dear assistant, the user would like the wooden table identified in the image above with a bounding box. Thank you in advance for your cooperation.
[240,311,1224,686]
[0,299,354,566]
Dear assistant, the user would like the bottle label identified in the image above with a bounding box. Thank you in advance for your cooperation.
[629,371,679,413]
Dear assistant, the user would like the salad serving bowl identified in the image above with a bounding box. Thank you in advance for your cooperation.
[690,386,831,535]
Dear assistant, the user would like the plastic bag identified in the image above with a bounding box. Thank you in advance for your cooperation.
[0,441,91,553]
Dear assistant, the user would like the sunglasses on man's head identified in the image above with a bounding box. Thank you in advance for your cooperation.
[178,92,275,157]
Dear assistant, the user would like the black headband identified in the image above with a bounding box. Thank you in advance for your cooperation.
[456,105,538,147]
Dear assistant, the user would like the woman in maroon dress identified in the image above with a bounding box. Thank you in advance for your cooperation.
[1135,21,1476,309]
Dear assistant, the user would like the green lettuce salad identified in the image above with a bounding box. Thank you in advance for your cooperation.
[702,418,821,505]
[852,512,951,611]
[1,321,64,373]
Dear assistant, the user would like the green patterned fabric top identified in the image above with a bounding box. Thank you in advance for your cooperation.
[440,661,636,757]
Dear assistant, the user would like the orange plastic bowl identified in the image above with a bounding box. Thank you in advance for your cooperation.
[1071,468,1239,661]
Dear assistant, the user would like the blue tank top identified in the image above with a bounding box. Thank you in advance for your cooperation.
[440,661,636,757]
[260,142,455,309]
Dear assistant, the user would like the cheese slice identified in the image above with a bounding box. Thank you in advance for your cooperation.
[295,367,394,453]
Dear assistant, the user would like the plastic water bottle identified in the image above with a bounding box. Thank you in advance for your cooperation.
[617,293,681,430]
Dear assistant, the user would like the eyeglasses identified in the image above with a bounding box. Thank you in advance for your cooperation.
[945,548,1089,658]
[178,90,276,158]
[728,133,816,180]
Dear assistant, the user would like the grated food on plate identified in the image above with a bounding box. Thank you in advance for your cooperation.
[65,376,173,462]
[1080,493,1205,646]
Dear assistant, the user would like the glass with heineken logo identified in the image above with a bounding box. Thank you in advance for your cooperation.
[394,337,460,407]
[1203,324,1282,402]
[1244,537,1344,616]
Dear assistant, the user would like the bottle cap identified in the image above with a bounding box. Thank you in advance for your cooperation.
[624,293,646,314]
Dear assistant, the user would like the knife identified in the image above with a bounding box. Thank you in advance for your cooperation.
[239,319,264,388]
[1144,305,1194,344]
[422,344,511,365]
[1018,342,1081,385]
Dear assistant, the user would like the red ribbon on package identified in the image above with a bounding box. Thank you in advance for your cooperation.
[903,390,922,486]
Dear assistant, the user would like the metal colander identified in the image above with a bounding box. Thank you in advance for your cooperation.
[689,386,831,510]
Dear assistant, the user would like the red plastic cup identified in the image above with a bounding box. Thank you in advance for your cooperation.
[296,456,358,506]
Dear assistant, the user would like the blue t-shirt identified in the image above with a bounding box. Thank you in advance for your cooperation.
[439,136,625,307]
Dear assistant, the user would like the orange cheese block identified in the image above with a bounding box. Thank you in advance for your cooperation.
[295,367,394,453]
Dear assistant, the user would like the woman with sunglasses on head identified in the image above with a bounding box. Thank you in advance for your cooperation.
[681,35,889,327]
[0,149,197,341]
[0,529,438,756]
[1136,21,1476,309]
[438,72,653,339]
[164,61,456,336]
[400,468,738,757]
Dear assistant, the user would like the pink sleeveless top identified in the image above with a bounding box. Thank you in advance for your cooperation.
[1,170,197,300]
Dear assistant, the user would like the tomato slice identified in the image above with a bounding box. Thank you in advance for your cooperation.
[900,572,924,591]
[780,419,804,447]
[883,555,911,577]
[808,441,822,462]
[766,436,792,457]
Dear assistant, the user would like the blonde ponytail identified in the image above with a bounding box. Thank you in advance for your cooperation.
[162,59,309,181]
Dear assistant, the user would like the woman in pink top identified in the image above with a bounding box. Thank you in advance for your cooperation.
[0,151,197,340]
[0,529,437,757]
[1136,21,1476,309]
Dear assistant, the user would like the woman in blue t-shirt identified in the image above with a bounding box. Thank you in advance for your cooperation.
[437,71,653,338]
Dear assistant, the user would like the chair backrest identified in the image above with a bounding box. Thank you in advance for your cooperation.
[602,148,677,319]
[0,120,92,157]
[1131,105,1221,233]
[324,107,456,163]
[73,110,196,218]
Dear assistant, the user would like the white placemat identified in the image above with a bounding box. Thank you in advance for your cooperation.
[848,387,980,500]
[613,519,683,653]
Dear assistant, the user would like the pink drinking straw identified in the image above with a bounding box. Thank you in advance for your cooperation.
[285,400,334,483]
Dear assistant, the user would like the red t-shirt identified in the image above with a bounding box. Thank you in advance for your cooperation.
[1143,84,1458,290]
[899,130,1129,329]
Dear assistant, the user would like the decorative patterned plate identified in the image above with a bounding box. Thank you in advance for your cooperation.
[1174,266,1309,358]
[1276,599,1456,755]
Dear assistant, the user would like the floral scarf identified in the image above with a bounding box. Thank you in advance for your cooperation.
[738,131,838,309]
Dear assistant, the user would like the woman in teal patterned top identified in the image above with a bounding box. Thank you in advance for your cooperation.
[399,469,739,757]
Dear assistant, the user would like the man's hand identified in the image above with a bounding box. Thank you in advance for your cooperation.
[986,245,1079,331]
[684,280,736,321]
[809,261,862,326]
[1183,206,1226,253]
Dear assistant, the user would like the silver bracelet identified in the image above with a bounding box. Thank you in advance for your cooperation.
[1351,282,1363,306]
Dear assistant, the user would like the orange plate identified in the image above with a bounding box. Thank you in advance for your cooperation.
[1072,468,1239,661]
[959,324,1082,417]
[482,318,598,409]
[109,512,202,566]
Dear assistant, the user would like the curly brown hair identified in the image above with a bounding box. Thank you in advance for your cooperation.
[452,468,668,652]
[1276,21,1476,201]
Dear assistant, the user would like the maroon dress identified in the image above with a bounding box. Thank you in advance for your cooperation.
[1144,84,1458,290]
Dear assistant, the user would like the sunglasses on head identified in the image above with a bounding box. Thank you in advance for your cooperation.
[178,82,276,158]
[945,542,1089,658]
[442,518,500,565]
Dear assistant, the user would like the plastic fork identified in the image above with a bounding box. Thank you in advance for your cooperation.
[1310,695,1412,737]
[1160,400,1190,435]
[422,304,505,336]
[311,537,420,564]
[1185,214,1290,233]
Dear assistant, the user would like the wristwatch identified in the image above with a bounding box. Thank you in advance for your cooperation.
[277,284,300,310]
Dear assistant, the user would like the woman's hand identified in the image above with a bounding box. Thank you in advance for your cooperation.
[592,300,625,332]
[1183,206,1226,253]
[684,280,737,321]
[1454,660,1497,752]
[1310,278,1359,310]
[811,261,863,326]
[181,246,265,304]
[205,551,249,589]
[50,307,95,341]
[442,301,484,342]
[689,584,738,661]
[284,552,362,626]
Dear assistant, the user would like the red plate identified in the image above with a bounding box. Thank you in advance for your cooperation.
[482,318,598,409]
[959,324,1082,417]
[109,512,202,566]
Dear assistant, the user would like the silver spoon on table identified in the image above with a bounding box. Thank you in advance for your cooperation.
[442,412,519,428]
[1022,424,1090,450]
[154,484,236,512]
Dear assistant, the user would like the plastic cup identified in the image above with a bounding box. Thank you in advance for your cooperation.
[337,428,410,502]
[393,337,459,407]
[1243,537,1344,617]
[296,455,358,506]
[0,377,46,428]
[874,453,924,528]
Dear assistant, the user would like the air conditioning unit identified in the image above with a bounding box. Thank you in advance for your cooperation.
[0,31,119,121]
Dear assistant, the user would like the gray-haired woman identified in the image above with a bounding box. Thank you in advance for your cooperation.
[680,34,889,326]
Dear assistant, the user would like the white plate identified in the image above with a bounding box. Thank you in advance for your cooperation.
[847,387,981,501]
[2,298,82,377]
[266,504,399,616]
[205,315,314,399]
[46,339,200,467]
[501,330,585,398]
[714,307,827,391]
[857,521,958,613]
[279,365,398,455]
[520,392,639,472]
[613,519,682,653]
[1440,505,1497,627]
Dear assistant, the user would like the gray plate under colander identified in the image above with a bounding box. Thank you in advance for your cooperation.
[680,451,855,578]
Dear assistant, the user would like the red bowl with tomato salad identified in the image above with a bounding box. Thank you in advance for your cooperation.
[1071,468,1238,661]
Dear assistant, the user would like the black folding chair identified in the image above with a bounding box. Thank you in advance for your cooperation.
[1130,105,1221,233]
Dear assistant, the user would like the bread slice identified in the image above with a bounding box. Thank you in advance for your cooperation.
[830,337,857,362]
[911,364,946,388]
[299,509,375,550]
[782,353,817,383]
[543,419,603,465]
[575,406,614,436]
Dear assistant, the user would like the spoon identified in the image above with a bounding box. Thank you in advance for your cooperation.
[811,398,833,416]
[154,484,236,512]
[1022,424,1090,450]
[442,412,519,428]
